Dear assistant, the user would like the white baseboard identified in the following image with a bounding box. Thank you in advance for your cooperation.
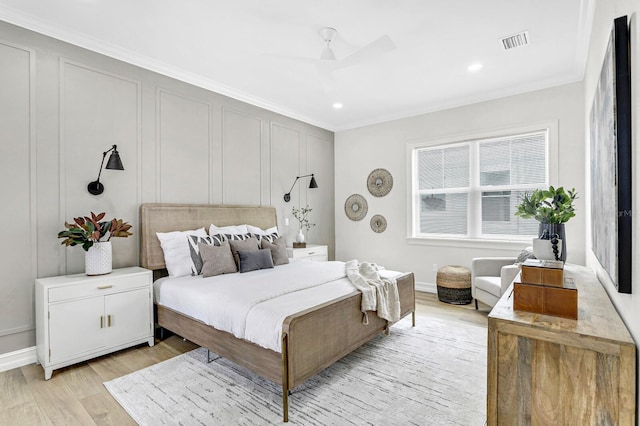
[0,346,37,373]
[415,281,436,294]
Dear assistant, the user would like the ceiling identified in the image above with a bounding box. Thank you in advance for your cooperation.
[0,0,594,131]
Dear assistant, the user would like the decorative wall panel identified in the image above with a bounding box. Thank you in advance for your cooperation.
[222,109,262,205]
[60,60,140,272]
[0,42,36,339]
[158,89,211,203]
[307,134,334,252]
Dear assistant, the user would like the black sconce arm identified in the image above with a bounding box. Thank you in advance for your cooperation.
[284,173,318,202]
[87,144,124,195]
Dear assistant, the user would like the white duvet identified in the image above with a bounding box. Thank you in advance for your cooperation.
[154,260,359,352]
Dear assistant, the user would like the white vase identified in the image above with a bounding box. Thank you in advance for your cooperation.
[296,229,305,243]
[85,241,112,275]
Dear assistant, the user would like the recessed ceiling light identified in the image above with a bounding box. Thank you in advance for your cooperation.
[333,102,343,109]
[468,63,483,72]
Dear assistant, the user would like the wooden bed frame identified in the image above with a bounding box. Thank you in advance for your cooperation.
[139,203,416,422]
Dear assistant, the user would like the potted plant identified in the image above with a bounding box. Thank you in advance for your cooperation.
[58,212,132,275]
[514,186,577,261]
[291,205,315,247]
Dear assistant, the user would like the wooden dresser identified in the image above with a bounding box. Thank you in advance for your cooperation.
[487,264,636,425]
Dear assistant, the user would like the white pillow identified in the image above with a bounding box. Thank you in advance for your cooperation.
[246,224,278,235]
[156,228,207,277]
[209,224,248,236]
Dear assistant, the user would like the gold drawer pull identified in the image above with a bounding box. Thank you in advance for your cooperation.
[100,316,104,328]
[107,315,112,327]
[308,251,315,255]
[97,284,113,290]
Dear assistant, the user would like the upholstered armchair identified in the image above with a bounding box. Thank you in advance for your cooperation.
[471,257,520,310]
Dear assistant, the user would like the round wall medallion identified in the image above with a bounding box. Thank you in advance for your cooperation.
[367,168,393,197]
[344,194,368,221]
[370,215,387,233]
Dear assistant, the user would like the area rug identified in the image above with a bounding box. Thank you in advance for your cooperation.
[104,316,487,425]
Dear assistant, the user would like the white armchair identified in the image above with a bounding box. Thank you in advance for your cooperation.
[471,257,520,310]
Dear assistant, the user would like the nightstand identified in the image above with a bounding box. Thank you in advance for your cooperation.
[286,244,328,262]
[35,266,154,380]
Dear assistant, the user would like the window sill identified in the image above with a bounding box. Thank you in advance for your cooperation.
[406,236,531,250]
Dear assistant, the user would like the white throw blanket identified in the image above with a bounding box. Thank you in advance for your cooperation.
[345,260,401,324]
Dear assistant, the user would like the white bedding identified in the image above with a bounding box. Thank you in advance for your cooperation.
[154,260,360,352]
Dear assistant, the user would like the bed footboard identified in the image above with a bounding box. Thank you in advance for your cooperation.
[282,272,415,387]
[280,272,415,421]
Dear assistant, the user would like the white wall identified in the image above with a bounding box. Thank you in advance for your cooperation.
[583,0,640,415]
[0,20,334,356]
[335,83,584,290]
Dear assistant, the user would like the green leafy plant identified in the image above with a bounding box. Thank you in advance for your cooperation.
[58,212,133,251]
[514,186,578,224]
[292,205,316,232]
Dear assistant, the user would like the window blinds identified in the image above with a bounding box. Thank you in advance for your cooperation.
[414,130,547,238]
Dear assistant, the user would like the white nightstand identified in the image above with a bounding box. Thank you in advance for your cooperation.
[287,244,328,262]
[35,266,154,380]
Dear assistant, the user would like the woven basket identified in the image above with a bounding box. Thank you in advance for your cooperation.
[436,265,471,305]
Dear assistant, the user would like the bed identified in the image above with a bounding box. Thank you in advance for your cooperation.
[139,203,416,422]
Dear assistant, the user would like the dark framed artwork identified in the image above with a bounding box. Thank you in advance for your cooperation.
[589,15,632,294]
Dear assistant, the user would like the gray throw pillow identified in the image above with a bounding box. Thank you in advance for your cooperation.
[237,249,274,273]
[261,237,289,266]
[188,234,225,275]
[228,236,260,266]
[199,240,237,277]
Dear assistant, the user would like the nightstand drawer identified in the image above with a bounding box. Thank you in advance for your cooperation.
[287,245,328,261]
[293,246,327,258]
[48,273,149,303]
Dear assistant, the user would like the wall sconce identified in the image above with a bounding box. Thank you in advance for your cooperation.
[284,173,318,202]
[87,144,124,195]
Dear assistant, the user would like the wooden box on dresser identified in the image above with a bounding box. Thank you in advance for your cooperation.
[35,266,154,380]
[487,264,636,425]
[286,244,328,262]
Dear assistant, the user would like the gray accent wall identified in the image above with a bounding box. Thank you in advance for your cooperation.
[0,20,334,356]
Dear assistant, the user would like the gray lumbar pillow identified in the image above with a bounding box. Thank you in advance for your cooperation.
[237,249,274,273]
[199,240,237,277]
[261,236,289,266]
[228,236,260,266]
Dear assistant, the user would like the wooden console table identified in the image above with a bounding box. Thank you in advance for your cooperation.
[487,264,636,425]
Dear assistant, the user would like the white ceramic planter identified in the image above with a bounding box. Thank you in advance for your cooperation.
[85,241,112,275]
[296,229,305,243]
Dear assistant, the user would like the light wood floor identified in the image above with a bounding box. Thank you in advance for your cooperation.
[0,292,490,425]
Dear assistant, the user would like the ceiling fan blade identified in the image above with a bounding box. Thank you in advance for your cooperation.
[316,62,337,95]
[333,34,396,70]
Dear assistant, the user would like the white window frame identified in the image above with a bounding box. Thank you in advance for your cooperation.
[406,121,559,248]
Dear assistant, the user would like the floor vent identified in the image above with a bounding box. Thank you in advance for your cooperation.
[500,31,529,50]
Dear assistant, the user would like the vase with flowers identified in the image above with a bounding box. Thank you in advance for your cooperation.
[291,205,315,247]
[58,212,132,275]
[514,186,577,261]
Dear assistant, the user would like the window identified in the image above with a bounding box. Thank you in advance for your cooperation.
[410,129,548,240]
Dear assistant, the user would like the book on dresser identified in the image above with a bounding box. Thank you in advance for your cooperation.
[513,259,577,319]
[520,258,564,286]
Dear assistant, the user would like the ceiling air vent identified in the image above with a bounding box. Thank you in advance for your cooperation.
[500,31,529,50]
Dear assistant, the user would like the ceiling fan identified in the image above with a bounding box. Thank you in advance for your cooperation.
[317,27,396,70]
[266,27,395,96]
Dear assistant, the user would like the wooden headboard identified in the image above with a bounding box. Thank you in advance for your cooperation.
[140,203,277,272]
